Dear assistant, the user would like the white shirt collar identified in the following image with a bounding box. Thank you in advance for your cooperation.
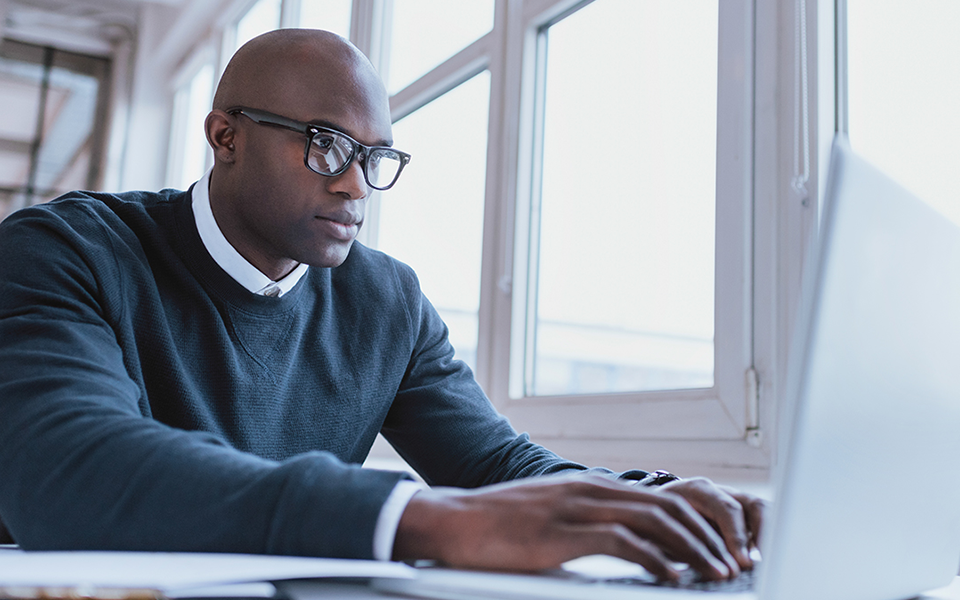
[191,168,309,297]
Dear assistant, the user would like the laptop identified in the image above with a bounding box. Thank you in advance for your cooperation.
[366,139,960,600]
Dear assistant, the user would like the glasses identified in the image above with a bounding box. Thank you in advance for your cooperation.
[227,106,411,191]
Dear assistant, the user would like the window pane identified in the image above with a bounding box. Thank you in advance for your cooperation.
[0,52,42,210]
[30,66,100,203]
[846,1,960,225]
[299,0,352,39]
[376,72,490,371]
[0,56,42,146]
[529,0,718,396]
[0,41,107,216]
[236,0,281,49]
[387,0,494,94]
[178,64,214,190]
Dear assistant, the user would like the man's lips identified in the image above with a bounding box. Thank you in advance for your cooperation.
[315,215,361,241]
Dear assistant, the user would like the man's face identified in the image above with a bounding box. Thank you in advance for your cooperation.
[223,70,393,273]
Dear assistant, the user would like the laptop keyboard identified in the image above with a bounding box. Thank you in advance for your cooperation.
[607,567,759,593]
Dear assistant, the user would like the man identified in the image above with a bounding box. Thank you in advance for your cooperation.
[0,29,762,582]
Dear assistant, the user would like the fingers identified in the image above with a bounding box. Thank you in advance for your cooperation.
[641,494,742,578]
[564,522,681,582]
[567,497,735,581]
[551,477,742,578]
[746,499,764,549]
[663,478,763,570]
[723,488,766,551]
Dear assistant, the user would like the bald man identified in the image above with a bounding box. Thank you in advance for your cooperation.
[0,30,762,582]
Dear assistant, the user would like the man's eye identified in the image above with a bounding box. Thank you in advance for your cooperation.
[313,135,335,150]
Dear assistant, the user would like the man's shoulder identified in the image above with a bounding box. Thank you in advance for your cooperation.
[39,187,186,219]
[2,188,189,233]
[0,188,193,281]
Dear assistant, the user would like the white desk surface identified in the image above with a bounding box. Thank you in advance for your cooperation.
[2,547,958,600]
[925,577,960,599]
[279,576,960,600]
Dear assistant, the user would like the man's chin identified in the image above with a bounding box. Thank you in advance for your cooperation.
[303,240,355,269]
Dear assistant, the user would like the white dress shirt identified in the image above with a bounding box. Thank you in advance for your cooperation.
[191,170,423,560]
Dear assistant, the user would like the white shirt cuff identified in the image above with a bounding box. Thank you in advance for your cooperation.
[372,480,425,561]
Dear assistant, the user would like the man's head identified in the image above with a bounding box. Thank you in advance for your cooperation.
[205,29,394,278]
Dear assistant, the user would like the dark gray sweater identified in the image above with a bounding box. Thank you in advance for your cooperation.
[0,189,612,557]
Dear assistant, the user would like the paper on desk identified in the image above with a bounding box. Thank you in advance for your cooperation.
[0,550,415,593]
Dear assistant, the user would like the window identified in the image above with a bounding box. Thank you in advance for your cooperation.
[524,0,718,396]
[0,40,109,221]
[236,0,282,49]
[167,58,214,190]
[385,1,495,94]
[375,72,491,371]
[843,0,960,225]
[496,0,757,466]
[298,0,352,38]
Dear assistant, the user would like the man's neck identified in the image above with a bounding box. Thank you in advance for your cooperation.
[192,168,308,295]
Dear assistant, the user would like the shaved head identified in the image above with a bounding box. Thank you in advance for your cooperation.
[213,29,388,125]
[204,28,395,276]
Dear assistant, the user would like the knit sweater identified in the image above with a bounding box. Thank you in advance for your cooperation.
[0,188,604,558]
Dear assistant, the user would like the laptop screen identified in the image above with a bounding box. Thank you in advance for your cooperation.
[760,139,960,600]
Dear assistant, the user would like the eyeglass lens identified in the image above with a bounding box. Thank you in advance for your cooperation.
[306,131,403,189]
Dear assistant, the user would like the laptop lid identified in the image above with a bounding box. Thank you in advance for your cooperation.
[758,139,960,600]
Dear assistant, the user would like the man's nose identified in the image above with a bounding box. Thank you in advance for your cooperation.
[327,158,368,200]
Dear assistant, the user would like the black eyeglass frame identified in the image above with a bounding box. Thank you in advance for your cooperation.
[226,106,411,191]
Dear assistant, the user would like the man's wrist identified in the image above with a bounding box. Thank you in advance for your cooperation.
[373,480,425,561]
[392,488,464,563]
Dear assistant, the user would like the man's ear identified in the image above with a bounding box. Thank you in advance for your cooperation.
[205,110,237,163]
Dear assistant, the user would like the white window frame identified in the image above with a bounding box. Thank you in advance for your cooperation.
[467,0,754,473]
[753,0,834,472]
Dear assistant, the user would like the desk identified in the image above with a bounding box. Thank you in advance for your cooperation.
[3,549,958,600]
[274,576,960,600]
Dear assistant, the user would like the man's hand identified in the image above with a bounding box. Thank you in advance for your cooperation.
[660,477,766,570]
[393,475,765,582]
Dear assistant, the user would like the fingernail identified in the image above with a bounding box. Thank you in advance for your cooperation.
[713,560,730,580]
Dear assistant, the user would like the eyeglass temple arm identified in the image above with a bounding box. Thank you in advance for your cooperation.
[227,107,309,135]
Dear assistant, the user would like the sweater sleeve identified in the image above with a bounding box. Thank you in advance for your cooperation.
[379,264,646,488]
[0,204,407,557]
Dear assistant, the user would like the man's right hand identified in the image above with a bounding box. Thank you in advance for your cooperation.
[392,474,757,582]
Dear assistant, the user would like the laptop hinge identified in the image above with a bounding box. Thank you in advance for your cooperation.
[745,367,762,447]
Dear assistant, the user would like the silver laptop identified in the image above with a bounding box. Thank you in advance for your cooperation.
[367,140,960,600]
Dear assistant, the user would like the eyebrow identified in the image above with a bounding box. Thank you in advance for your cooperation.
[307,118,393,148]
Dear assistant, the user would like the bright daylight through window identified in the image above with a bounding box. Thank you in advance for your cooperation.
[386,0,495,94]
[845,0,960,226]
[526,0,718,396]
[376,73,491,371]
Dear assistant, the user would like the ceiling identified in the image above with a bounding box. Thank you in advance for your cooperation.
[2,0,185,55]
